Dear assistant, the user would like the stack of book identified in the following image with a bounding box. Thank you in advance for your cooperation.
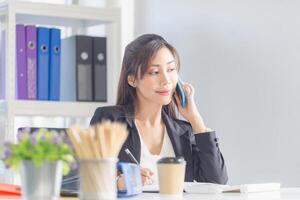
[16,24,61,101]
[15,24,107,102]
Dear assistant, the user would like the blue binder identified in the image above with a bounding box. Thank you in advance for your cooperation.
[49,28,61,101]
[37,27,50,100]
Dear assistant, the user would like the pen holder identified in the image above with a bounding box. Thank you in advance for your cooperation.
[79,158,118,200]
[117,162,142,197]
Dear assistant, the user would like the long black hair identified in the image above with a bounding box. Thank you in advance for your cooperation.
[116,34,181,118]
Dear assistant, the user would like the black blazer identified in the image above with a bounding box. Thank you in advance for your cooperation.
[90,104,228,184]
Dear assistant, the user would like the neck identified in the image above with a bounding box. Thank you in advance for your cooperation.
[135,100,163,126]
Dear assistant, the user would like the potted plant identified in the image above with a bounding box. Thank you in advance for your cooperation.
[2,128,75,200]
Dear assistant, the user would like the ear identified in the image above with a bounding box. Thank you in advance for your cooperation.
[127,75,137,87]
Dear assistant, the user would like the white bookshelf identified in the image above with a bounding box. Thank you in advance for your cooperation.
[0,0,125,145]
[2,100,112,117]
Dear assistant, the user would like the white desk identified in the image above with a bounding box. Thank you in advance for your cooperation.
[126,188,300,200]
[1,188,299,200]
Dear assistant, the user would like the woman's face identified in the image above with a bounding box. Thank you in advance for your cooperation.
[133,47,179,106]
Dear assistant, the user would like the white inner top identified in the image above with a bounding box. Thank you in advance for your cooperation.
[135,121,175,185]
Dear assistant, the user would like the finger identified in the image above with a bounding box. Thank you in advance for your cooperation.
[142,176,154,185]
[140,168,149,176]
[141,175,151,185]
[178,80,192,97]
[184,83,194,97]
[141,176,147,185]
[141,167,154,174]
[141,168,154,177]
[184,84,191,96]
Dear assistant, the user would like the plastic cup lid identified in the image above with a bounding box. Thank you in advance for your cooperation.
[157,157,186,164]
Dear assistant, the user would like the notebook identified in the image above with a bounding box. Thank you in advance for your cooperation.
[0,182,21,196]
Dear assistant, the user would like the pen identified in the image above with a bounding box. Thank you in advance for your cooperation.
[125,148,154,185]
[125,148,139,164]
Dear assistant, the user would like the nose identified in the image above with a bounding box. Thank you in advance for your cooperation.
[160,71,171,86]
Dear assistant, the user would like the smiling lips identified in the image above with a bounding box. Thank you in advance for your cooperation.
[156,89,171,96]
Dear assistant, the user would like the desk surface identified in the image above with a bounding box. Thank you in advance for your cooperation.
[129,188,300,200]
[1,188,299,200]
[59,188,300,200]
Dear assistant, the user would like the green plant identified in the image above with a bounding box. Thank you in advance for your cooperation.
[2,128,75,175]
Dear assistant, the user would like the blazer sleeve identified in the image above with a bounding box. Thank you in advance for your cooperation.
[191,131,228,184]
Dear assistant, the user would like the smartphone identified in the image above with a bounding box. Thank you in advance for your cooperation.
[176,79,187,108]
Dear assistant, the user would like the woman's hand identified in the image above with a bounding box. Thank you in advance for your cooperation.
[174,81,208,133]
[140,167,154,185]
[117,167,154,190]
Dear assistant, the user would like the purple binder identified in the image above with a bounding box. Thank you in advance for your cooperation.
[0,30,5,99]
[25,25,37,100]
[16,24,27,99]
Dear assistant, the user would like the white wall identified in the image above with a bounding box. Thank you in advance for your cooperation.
[135,0,300,187]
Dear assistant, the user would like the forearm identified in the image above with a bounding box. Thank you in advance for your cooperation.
[188,113,208,134]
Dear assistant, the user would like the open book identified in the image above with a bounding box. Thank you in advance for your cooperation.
[184,182,281,194]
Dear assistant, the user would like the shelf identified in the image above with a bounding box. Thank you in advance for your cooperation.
[0,100,110,117]
[0,0,126,154]
[0,100,6,113]
[0,1,120,26]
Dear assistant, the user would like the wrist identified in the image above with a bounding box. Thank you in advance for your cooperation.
[189,114,208,133]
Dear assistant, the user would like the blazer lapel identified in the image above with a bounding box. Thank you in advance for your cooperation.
[118,104,141,163]
[162,109,188,157]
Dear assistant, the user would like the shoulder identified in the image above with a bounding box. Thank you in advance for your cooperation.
[90,105,129,125]
[94,105,126,116]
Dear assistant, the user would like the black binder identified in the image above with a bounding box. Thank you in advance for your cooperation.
[61,35,93,101]
[76,35,93,101]
[92,37,107,102]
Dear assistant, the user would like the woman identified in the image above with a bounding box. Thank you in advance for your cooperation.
[90,34,228,187]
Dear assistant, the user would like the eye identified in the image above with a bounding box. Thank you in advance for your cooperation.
[167,68,176,72]
[148,70,159,75]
